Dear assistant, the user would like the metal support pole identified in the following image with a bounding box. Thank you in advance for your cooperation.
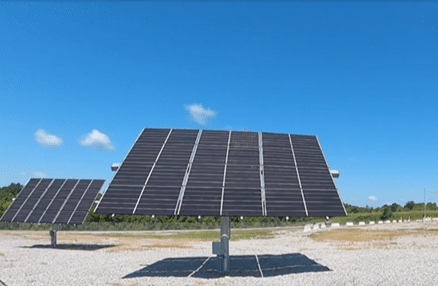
[219,216,230,274]
[424,186,426,220]
[50,224,57,248]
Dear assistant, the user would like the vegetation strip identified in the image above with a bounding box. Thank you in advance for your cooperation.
[96,229,274,241]
[310,228,438,243]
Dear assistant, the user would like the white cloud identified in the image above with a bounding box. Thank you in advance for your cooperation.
[35,129,63,147]
[79,130,115,150]
[368,195,377,202]
[184,103,217,125]
[21,171,47,179]
[33,171,47,178]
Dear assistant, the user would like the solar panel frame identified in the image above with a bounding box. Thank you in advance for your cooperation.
[68,180,105,224]
[26,179,66,223]
[133,129,200,215]
[1,178,104,224]
[261,133,308,217]
[51,179,82,224]
[12,178,52,223]
[0,178,40,222]
[180,130,229,216]
[290,135,346,216]
[221,131,263,216]
[95,128,347,218]
[315,136,347,216]
[132,128,173,214]
[95,129,170,214]
[39,179,79,224]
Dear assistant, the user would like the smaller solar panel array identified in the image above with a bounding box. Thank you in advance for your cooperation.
[0,178,104,224]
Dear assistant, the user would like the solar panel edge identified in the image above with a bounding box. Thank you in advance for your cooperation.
[132,128,174,215]
[71,180,105,225]
[315,136,347,216]
[11,178,44,223]
[0,178,34,222]
[94,128,148,214]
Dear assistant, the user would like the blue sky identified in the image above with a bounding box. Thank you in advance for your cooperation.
[1,2,437,208]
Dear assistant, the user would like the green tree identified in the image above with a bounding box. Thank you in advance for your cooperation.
[390,203,402,212]
[404,201,415,211]
[426,202,437,211]
[381,207,392,220]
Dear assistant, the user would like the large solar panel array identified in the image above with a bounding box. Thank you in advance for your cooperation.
[1,178,104,224]
[95,128,346,217]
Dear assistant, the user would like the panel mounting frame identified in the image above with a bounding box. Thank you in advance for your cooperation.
[220,131,232,216]
[11,178,43,222]
[289,134,309,216]
[258,132,267,216]
[132,128,173,214]
[174,129,203,215]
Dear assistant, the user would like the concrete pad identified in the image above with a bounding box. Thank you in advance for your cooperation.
[303,224,313,232]
[358,221,365,226]
[369,221,375,225]
[398,219,403,223]
[330,223,340,228]
[346,222,354,227]
[320,223,326,228]
[384,220,391,224]
[378,221,383,224]
[313,224,320,230]
[392,220,397,223]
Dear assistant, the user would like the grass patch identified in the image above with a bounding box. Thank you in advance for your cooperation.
[310,229,410,243]
[145,243,191,249]
[329,210,438,225]
[97,229,274,241]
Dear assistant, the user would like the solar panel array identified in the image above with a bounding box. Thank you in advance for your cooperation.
[1,178,104,224]
[95,128,346,217]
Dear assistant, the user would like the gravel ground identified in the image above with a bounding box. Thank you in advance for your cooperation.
[1,221,438,286]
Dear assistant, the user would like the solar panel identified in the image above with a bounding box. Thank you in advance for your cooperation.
[290,136,346,216]
[222,131,262,216]
[95,128,346,217]
[1,178,104,224]
[262,133,307,217]
[179,130,228,216]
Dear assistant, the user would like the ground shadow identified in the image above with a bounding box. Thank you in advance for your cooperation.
[123,253,330,279]
[22,243,116,251]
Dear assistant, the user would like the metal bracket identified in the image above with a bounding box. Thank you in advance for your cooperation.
[258,132,267,216]
[175,130,203,215]
[289,135,308,216]
[220,131,232,216]
[50,224,57,248]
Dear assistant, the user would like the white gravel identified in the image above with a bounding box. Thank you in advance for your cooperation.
[1,222,438,286]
